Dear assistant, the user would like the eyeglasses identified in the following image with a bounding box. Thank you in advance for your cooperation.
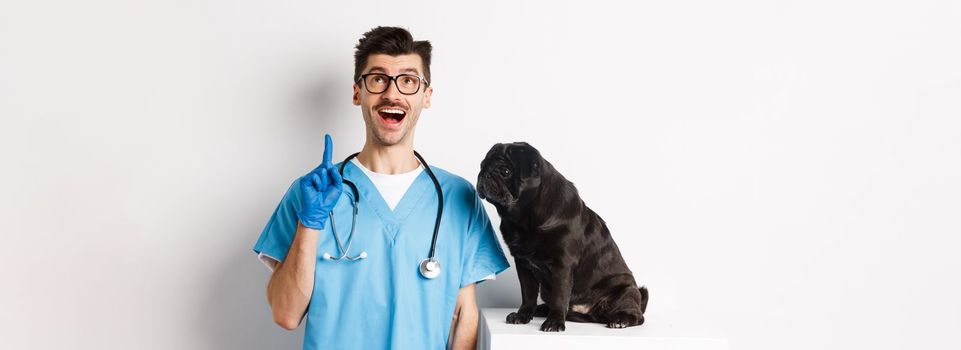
[356,73,429,95]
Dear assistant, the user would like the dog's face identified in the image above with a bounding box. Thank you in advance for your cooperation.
[477,142,542,207]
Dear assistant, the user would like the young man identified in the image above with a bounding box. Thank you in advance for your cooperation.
[252,26,510,349]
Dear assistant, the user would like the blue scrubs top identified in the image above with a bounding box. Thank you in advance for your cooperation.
[253,161,511,350]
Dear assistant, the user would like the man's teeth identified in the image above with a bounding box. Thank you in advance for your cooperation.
[381,109,404,115]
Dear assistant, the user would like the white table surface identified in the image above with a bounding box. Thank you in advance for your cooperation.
[480,308,729,350]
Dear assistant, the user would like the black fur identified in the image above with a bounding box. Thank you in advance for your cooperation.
[477,142,649,331]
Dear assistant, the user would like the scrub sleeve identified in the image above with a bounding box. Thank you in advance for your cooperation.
[253,178,312,263]
[459,192,511,288]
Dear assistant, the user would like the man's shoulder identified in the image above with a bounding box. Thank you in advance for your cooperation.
[426,165,478,197]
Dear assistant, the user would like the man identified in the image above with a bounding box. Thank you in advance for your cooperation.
[252,26,510,350]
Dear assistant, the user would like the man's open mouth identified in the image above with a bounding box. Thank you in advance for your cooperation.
[378,107,406,126]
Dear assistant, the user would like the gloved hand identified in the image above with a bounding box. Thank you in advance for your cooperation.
[296,134,344,230]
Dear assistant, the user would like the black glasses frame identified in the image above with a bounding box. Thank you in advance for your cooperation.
[355,73,429,95]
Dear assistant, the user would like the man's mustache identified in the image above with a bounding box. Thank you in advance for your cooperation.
[375,103,408,111]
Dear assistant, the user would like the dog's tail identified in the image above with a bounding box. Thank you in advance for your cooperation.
[639,286,649,314]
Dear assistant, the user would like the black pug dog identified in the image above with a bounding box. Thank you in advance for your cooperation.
[476,142,649,332]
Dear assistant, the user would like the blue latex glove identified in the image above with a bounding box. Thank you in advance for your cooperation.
[296,134,344,230]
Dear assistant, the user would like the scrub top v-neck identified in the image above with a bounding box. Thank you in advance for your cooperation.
[252,161,511,350]
[349,157,423,212]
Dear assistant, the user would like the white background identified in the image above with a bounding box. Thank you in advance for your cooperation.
[2,0,959,349]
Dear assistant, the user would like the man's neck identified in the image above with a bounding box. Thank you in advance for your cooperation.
[356,141,420,175]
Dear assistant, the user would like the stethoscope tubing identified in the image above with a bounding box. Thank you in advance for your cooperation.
[325,151,444,278]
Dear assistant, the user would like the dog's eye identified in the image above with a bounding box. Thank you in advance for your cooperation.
[500,167,511,176]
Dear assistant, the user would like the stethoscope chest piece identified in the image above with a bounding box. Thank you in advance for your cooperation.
[419,258,441,279]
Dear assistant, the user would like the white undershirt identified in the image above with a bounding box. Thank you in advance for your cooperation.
[350,157,423,211]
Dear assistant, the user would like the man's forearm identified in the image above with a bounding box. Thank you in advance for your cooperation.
[451,308,479,350]
[449,284,480,350]
[267,222,319,330]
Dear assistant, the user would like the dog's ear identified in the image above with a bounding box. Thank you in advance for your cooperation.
[529,156,540,177]
[508,142,542,178]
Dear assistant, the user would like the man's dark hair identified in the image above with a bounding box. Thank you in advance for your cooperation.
[353,26,433,86]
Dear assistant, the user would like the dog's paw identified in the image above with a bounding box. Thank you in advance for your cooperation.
[506,312,533,324]
[606,313,644,329]
[539,318,566,332]
[607,320,628,329]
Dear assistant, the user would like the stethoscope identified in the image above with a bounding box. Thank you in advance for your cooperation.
[322,151,445,279]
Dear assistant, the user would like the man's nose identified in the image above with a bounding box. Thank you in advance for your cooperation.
[381,79,403,100]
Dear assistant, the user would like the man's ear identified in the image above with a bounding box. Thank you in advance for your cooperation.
[352,84,361,106]
[422,86,433,109]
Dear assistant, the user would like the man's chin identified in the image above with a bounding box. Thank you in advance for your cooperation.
[373,129,407,146]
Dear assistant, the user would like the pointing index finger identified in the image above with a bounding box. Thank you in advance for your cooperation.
[322,133,334,168]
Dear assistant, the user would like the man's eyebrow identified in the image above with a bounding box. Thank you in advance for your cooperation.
[365,66,422,75]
